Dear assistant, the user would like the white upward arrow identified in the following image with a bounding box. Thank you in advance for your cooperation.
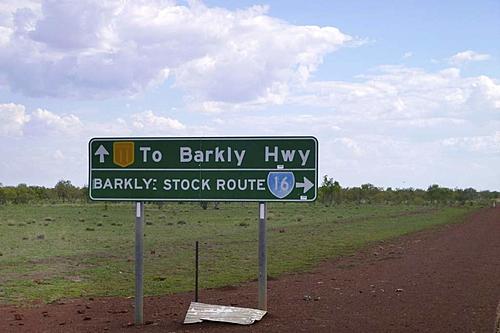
[95,145,109,163]
[296,177,314,194]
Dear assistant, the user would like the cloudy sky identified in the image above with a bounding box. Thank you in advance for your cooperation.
[0,0,499,190]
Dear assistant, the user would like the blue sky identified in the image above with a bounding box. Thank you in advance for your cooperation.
[0,0,498,190]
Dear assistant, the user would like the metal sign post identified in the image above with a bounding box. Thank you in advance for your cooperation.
[195,241,199,302]
[258,202,267,310]
[88,136,318,323]
[135,202,144,325]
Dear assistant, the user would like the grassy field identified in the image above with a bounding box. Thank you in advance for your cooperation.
[0,202,475,304]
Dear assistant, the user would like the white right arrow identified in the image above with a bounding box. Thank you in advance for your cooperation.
[296,177,314,194]
[95,145,109,163]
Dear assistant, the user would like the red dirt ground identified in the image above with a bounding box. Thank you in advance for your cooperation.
[1,207,499,332]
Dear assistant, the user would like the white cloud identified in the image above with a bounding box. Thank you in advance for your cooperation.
[335,137,364,156]
[0,1,39,27]
[0,0,352,101]
[131,110,186,131]
[0,104,188,140]
[52,149,64,160]
[403,51,413,59]
[475,75,500,109]
[291,65,500,124]
[449,50,491,66]
[0,102,30,136]
[28,108,83,135]
[442,132,500,154]
[386,117,465,128]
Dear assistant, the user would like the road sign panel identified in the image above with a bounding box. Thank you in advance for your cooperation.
[88,137,318,202]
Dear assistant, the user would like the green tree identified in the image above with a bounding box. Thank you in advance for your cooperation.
[427,184,453,204]
[332,181,342,205]
[3,187,16,203]
[0,187,5,205]
[54,180,78,202]
[319,176,334,206]
[14,183,34,204]
[360,183,380,203]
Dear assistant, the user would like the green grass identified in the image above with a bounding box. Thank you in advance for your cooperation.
[0,202,475,304]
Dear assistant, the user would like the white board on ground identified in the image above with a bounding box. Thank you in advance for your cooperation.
[183,302,267,325]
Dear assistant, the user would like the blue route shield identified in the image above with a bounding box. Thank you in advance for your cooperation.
[267,172,295,199]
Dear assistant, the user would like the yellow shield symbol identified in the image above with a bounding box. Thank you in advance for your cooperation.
[113,142,135,167]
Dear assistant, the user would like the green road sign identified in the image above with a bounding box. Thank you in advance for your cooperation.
[88,137,318,202]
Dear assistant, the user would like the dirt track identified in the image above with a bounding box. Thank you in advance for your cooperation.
[1,207,499,332]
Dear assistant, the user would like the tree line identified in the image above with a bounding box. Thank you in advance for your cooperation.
[0,178,497,205]
[318,176,498,206]
[0,180,87,204]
